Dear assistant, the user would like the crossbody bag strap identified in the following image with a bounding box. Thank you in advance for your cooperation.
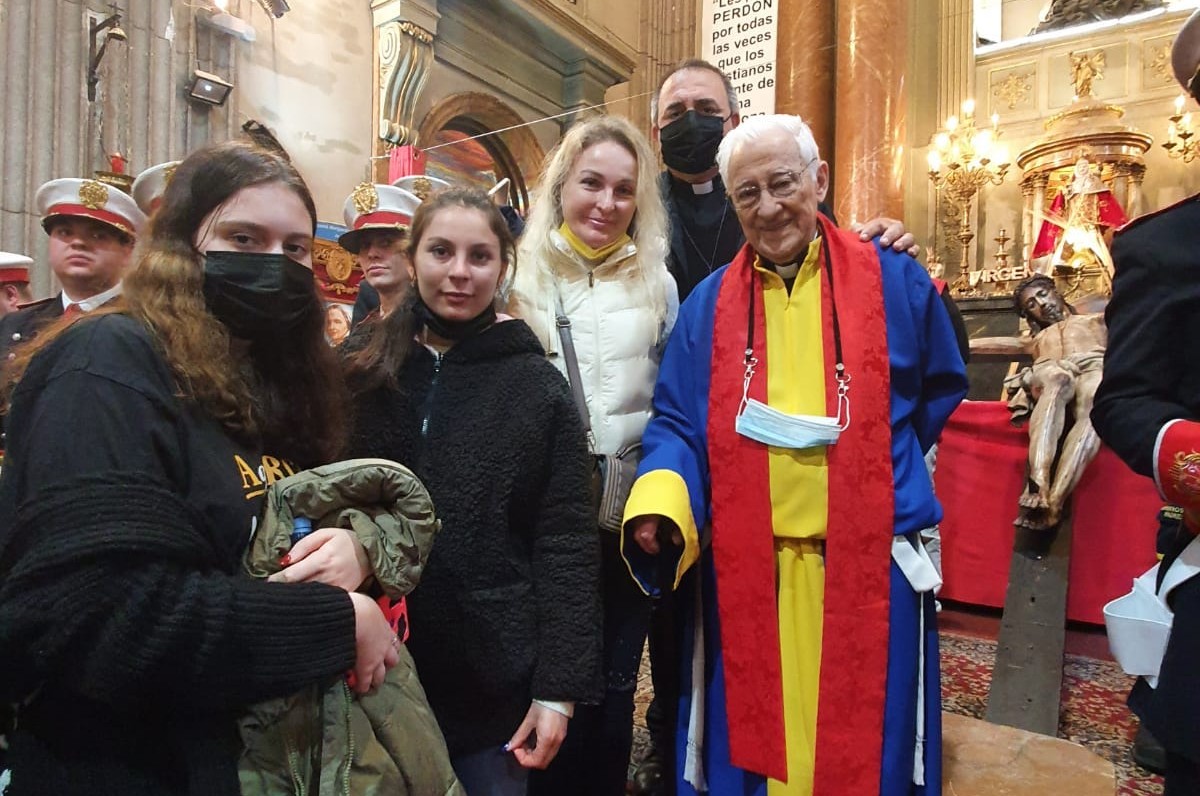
[554,292,593,439]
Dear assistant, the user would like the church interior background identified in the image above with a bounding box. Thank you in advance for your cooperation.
[3,0,1199,790]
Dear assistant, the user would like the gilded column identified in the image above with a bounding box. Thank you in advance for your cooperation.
[1019,175,1036,267]
[832,0,909,224]
[775,0,835,161]
[1127,164,1146,218]
[1028,173,1049,268]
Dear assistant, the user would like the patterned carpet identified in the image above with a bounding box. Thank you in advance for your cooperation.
[630,632,1165,793]
[934,632,1160,795]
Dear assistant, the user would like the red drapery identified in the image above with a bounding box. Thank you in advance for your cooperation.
[936,401,1161,624]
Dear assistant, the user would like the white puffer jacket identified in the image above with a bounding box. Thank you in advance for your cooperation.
[517,231,678,456]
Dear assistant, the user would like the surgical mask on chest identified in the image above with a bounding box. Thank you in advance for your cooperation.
[734,357,851,450]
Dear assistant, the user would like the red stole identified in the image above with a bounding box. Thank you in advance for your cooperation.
[706,216,895,791]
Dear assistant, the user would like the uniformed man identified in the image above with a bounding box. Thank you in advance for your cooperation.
[131,160,180,216]
[0,177,145,361]
[1092,9,1200,792]
[344,176,444,325]
[0,254,33,317]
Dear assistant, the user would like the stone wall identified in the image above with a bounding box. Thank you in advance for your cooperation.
[0,0,237,296]
[237,0,374,224]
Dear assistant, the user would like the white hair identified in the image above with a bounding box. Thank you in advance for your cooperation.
[716,114,821,186]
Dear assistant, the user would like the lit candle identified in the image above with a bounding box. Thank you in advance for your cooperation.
[1185,112,1193,130]
[962,98,976,117]
[946,115,959,131]
[991,112,999,131]
[1177,95,1186,115]
[927,150,941,173]
[934,132,951,152]
[993,143,1010,166]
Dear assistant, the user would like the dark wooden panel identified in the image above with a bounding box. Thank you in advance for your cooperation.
[957,295,1024,401]
[984,510,1073,735]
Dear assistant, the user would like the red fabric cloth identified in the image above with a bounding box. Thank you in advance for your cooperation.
[707,247,785,780]
[387,145,426,182]
[1031,188,1129,258]
[937,401,1160,624]
[705,218,894,789]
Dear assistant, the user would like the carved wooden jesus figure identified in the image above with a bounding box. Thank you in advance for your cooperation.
[973,275,1108,530]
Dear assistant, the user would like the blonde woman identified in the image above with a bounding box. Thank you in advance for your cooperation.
[510,114,677,796]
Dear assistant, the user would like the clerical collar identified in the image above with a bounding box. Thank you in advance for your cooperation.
[757,236,822,281]
[690,180,714,195]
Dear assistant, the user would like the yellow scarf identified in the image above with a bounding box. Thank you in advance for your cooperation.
[558,221,631,262]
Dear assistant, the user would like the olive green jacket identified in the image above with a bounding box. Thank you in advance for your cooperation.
[238,458,464,796]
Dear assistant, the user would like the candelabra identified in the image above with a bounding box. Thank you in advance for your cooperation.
[927,99,1011,294]
[1163,95,1199,163]
[993,227,1011,269]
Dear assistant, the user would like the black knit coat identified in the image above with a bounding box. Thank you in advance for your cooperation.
[0,315,356,795]
[346,319,602,756]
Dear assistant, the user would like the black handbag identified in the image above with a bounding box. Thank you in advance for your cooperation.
[555,295,641,533]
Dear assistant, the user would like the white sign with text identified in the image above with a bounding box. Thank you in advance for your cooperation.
[701,0,778,118]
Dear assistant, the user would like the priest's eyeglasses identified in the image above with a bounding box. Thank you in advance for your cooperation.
[730,158,819,211]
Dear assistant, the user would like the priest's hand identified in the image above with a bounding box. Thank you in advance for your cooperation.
[632,514,683,555]
[854,217,920,257]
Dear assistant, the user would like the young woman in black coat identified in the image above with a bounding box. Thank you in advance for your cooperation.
[345,188,602,796]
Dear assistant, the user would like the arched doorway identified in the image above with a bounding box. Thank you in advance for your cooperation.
[417,93,545,214]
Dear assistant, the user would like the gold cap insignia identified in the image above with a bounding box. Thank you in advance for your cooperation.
[78,180,109,211]
[163,163,179,186]
[411,177,432,201]
[351,182,379,215]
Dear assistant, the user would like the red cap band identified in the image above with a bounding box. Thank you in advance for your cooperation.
[352,211,412,231]
[44,204,135,236]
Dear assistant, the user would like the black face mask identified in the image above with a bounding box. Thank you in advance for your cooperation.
[659,109,727,175]
[413,295,497,342]
[202,251,317,339]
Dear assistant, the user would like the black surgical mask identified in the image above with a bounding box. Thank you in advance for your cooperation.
[413,294,497,342]
[659,109,728,175]
[202,251,317,339]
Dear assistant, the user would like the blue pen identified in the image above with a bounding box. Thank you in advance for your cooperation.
[290,516,313,546]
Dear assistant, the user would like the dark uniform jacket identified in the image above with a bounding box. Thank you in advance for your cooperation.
[1092,193,1200,763]
[1093,195,1200,476]
[0,295,63,364]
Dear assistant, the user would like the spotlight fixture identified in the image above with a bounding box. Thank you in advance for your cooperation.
[254,0,290,18]
[185,69,234,107]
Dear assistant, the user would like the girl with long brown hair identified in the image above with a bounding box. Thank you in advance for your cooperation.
[0,140,401,795]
